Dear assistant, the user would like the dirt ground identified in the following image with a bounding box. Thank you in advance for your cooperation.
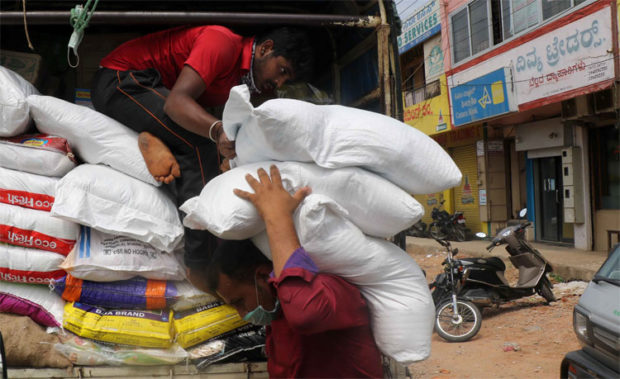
[405,245,587,379]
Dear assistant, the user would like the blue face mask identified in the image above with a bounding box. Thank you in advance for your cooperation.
[243,275,279,326]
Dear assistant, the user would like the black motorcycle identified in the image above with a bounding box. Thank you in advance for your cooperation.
[428,200,467,242]
[429,209,556,342]
[429,238,482,342]
[405,220,428,237]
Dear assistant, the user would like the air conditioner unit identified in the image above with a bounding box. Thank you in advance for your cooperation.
[561,95,592,119]
[592,88,616,114]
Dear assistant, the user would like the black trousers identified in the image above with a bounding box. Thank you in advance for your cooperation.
[91,67,219,267]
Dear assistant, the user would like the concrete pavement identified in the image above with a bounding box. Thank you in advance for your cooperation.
[406,236,610,282]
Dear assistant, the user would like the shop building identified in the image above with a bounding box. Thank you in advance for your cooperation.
[440,0,619,251]
[399,0,486,235]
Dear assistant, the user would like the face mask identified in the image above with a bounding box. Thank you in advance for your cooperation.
[243,275,279,326]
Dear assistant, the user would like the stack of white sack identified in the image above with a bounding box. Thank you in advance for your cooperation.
[23,80,185,253]
[2,67,258,365]
[0,136,75,329]
[181,84,462,365]
[0,65,39,137]
[0,67,191,339]
[0,63,68,332]
[0,145,77,285]
[222,84,462,195]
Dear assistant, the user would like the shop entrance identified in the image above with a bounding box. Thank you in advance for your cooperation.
[536,156,564,242]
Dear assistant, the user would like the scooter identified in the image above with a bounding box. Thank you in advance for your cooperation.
[429,208,556,342]
[429,200,467,242]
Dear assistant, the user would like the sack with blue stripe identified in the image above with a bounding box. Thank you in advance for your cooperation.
[60,226,186,282]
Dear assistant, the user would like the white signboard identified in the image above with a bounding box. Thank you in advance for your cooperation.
[449,6,614,108]
[424,34,444,83]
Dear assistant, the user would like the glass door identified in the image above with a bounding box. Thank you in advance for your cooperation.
[538,157,563,241]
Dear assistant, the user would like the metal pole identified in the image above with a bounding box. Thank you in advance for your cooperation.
[0,11,381,27]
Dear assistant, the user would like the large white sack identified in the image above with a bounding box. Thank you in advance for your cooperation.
[223,85,461,194]
[252,194,434,364]
[60,226,186,282]
[181,161,423,239]
[51,164,183,252]
[0,202,79,256]
[0,66,39,136]
[0,134,77,176]
[27,95,159,186]
[0,166,58,211]
[0,281,65,327]
[0,243,65,284]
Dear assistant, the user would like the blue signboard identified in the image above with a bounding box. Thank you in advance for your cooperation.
[449,68,515,127]
[397,0,441,54]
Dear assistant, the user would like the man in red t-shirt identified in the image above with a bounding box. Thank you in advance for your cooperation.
[188,165,383,378]
[91,26,313,267]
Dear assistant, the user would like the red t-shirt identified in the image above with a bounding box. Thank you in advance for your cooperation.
[100,25,253,106]
[267,248,383,378]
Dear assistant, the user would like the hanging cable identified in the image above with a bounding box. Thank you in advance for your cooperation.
[22,0,34,50]
[67,0,100,68]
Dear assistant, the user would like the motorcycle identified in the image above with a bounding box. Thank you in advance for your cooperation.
[405,220,428,237]
[429,200,467,242]
[429,208,556,342]
[429,238,482,342]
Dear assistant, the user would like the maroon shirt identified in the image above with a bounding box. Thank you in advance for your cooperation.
[267,247,383,378]
[100,25,253,106]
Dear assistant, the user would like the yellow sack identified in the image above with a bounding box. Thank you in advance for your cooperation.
[173,302,248,348]
[63,302,173,348]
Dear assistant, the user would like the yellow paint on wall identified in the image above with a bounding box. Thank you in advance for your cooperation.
[414,189,454,224]
[403,74,452,136]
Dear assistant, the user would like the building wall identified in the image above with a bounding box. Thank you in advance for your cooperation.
[573,125,592,250]
[439,0,468,73]
[403,74,452,135]
[595,211,620,251]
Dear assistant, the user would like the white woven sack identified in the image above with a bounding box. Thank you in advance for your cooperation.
[0,244,65,284]
[252,194,435,364]
[51,164,183,252]
[0,281,65,327]
[60,227,186,282]
[181,161,423,239]
[27,95,159,186]
[0,66,39,136]
[0,134,76,177]
[0,166,58,211]
[223,85,462,194]
[0,202,79,256]
[171,281,218,312]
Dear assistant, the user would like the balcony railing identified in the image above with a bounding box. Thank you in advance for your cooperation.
[404,79,440,107]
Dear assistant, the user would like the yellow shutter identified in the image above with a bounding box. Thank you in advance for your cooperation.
[451,144,481,233]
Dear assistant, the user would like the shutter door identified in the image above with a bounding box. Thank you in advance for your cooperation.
[451,144,481,233]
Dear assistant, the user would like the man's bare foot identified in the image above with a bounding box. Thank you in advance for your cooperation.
[138,132,181,184]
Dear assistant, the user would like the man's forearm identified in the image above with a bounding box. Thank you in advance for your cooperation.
[164,93,220,140]
[264,212,301,278]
